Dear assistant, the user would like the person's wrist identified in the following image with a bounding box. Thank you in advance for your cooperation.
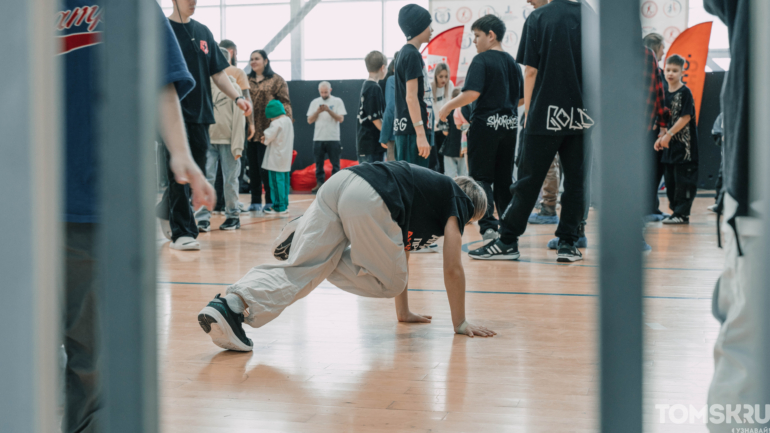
[454,320,468,334]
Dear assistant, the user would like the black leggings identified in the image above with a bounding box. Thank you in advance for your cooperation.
[246,141,272,205]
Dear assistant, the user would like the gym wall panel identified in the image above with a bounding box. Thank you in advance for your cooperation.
[287,79,365,171]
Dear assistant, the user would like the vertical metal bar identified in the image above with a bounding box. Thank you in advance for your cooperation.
[750,0,770,410]
[221,0,226,41]
[99,0,160,432]
[587,0,646,432]
[382,0,387,56]
[291,0,303,80]
[0,0,61,431]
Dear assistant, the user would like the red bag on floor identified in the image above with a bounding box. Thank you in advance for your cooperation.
[291,159,358,192]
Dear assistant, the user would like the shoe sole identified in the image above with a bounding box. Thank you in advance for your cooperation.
[556,254,583,262]
[220,225,240,230]
[198,226,211,232]
[197,306,253,352]
[272,216,302,260]
[468,252,520,261]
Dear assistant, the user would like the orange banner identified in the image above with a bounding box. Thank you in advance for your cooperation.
[421,25,464,86]
[666,22,712,124]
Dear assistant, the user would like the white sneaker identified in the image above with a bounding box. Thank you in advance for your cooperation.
[170,236,200,250]
[159,219,172,240]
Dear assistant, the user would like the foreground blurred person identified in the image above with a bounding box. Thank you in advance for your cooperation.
[59,4,214,432]
[197,162,497,352]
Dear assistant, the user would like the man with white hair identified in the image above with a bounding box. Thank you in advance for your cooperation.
[307,81,347,192]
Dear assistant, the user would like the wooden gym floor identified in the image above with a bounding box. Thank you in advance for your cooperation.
[158,193,722,433]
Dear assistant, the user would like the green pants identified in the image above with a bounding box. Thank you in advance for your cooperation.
[394,134,430,167]
[268,171,290,212]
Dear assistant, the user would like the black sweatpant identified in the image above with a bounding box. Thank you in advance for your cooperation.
[313,140,341,185]
[156,122,209,241]
[649,129,665,214]
[500,133,589,245]
[467,121,517,234]
[246,140,272,206]
[664,163,698,216]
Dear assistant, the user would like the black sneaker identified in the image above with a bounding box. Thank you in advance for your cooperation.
[197,294,253,352]
[556,240,583,262]
[272,216,302,261]
[197,220,211,232]
[468,238,520,260]
[219,218,241,230]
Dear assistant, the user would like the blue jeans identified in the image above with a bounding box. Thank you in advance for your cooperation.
[195,144,241,221]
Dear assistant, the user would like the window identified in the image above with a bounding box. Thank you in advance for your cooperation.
[160,0,430,79]
[304,2,383,60]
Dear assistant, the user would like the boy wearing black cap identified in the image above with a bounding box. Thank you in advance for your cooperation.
[393,4,433,167]
[438,14,524,242]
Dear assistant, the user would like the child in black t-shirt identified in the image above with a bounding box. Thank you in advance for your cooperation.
[394,4,433,167]
[438,14,523,241]
[655,55,699,224]
[357,51,388,164]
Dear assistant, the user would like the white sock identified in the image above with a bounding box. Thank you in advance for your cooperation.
[223,293,245,314]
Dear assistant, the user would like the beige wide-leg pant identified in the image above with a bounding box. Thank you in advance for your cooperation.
[708,193,769,432]
[227,170,409,329]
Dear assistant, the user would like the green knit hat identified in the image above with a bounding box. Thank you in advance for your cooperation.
[265,99,286,119]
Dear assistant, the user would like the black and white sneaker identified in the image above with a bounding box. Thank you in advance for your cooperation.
[468,239,520,260]
[272,216,302,261]
[197,294,253,352]
[556,240,583,262]
[197,220,211,232]
[662,215,689,224]
[219,218,240,230]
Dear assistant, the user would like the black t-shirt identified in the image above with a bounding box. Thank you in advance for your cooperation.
[661,85,699,165]
[346,161,474,251]
[394,44,431,136]
[169,19,230,125]
[462,50,523,130]
[442,111,463,158]
[517,0,593,136]
[356,80,385,156]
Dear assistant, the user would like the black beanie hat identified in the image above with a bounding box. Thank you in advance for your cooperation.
[398,4,432,41]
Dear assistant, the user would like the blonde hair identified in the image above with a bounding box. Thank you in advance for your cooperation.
[454,176,487,222]
[432,63,450,94]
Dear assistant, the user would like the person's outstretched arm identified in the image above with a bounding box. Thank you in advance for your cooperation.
[394,251,433,323]
[443,217,497,338]
[158,83,216,210]
[438,90,479,122]
[212,70,252,117]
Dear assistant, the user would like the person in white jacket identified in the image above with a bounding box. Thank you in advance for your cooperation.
[195,47,246,230]
[260,99,294,215]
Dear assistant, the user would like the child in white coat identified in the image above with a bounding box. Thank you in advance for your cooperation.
[260,99,294,215]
